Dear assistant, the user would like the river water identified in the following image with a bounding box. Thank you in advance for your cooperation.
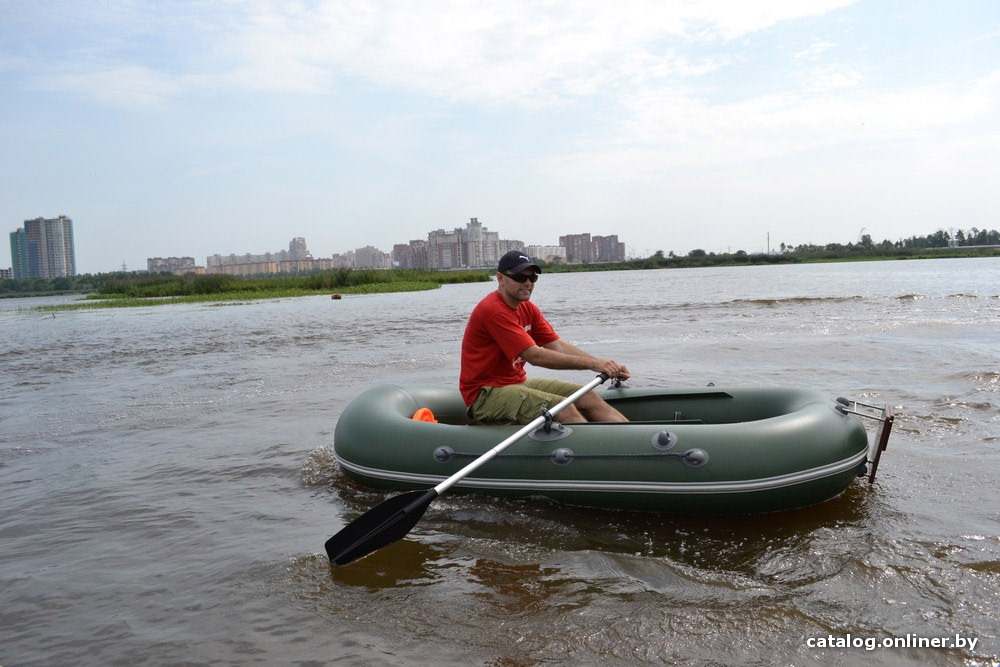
[2,258,998,666]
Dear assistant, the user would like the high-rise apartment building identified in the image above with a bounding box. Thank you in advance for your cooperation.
[289,237,310,260]
[9,215,76,279]
[354,245,391,269]
[592,234,626,262]
[392,240,429,269]
[392,243,413,268]
[557,233,626,263]
[559,233,593,264]
[428,228,463,269]
[425,218,521,269]
[9,228,27,278]
[462,218,500,268]
[497,238,526,257]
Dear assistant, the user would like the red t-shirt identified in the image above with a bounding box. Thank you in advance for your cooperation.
[459,291,559,405]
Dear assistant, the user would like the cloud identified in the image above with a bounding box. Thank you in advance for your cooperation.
[794,40,836,61]
[801,63,863,92]
[21,0,860,108]
[218,0,859,104]
[37,65,186,108]
[681,1,856,40]
[0,53,32,72]
[38,65,187,107]
[540,69,1000,178]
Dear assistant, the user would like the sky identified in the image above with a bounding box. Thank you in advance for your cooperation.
[2,1,999,273]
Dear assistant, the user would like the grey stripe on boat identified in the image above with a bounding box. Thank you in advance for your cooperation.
[334,449,868,495]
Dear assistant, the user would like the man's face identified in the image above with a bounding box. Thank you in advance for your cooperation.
[497,269,539,303]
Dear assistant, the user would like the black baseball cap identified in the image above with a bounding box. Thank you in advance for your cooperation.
[497,250,542,275]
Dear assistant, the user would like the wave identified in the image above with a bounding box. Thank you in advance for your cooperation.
[912,414,964,425]
[722,296,865,307]
[554,296,869,316]
[896,293,926,301]
[963,560,1000,574]
[955,371,1000,381]
[933,398,994,411]
[301,447,340,487]
[951,372,1000,392]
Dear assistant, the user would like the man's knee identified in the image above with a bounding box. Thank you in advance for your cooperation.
[576,392,606,411]
[559,404,586,423]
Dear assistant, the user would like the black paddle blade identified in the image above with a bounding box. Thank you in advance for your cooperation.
[325,489,438,566]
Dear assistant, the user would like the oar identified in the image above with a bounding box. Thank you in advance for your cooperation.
[325,373,609,566]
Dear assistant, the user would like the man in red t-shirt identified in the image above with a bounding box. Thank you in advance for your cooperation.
[460,250,630,424]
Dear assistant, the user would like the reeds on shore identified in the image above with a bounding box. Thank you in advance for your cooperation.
[34,270,490,311]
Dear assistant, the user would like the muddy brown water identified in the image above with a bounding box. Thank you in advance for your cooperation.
[2,258,999,665]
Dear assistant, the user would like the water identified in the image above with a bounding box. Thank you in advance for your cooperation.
[1,258,999,666]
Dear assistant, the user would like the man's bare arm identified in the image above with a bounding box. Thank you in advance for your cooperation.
[520,341,630,380]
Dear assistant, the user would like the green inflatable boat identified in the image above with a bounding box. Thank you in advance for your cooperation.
[333,384,893,514]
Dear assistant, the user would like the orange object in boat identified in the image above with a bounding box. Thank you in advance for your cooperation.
[411,407,438,423]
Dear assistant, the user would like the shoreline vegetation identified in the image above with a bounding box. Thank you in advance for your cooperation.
[30,271,484,312]
[5,229,999,311]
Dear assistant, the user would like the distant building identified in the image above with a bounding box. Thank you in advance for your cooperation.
[410,240,428,269]
[208,260,279,276]
[288,237,310,260]
[428,228,463,269]
[147,257,199,274]
[392,243,411,268]
[592,234,626,262]
[0,267,12,279]
[498,238,526,256]
[206,236,330,275]
[462,217,500,268]
[422,218,523,270]
[559,233,593,264]
[207,258,336,276]
[9,215,76,279]
[331,251,355,268]
[9,229,26,278]
[393,240,429,269]
[525,245,567,263]
[557,233,626,263]
[354,245,391,269]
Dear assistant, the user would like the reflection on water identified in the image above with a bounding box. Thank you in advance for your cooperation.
[328,539,449,590]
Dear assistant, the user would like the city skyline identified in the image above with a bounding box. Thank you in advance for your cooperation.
[3,212,624,274]
[3,3,999,274]
[152,218,626,275]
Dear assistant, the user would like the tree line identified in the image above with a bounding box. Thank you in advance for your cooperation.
[539,226,1000,272]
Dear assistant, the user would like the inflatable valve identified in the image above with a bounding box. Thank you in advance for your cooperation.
[411,407,438,423]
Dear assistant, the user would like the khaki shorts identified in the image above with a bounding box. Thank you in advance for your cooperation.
[469,378,582,425]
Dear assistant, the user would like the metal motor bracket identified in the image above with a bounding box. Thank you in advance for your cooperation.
[836,397,894,484]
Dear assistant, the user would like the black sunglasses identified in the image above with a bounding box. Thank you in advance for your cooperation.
[505,272,538,283]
